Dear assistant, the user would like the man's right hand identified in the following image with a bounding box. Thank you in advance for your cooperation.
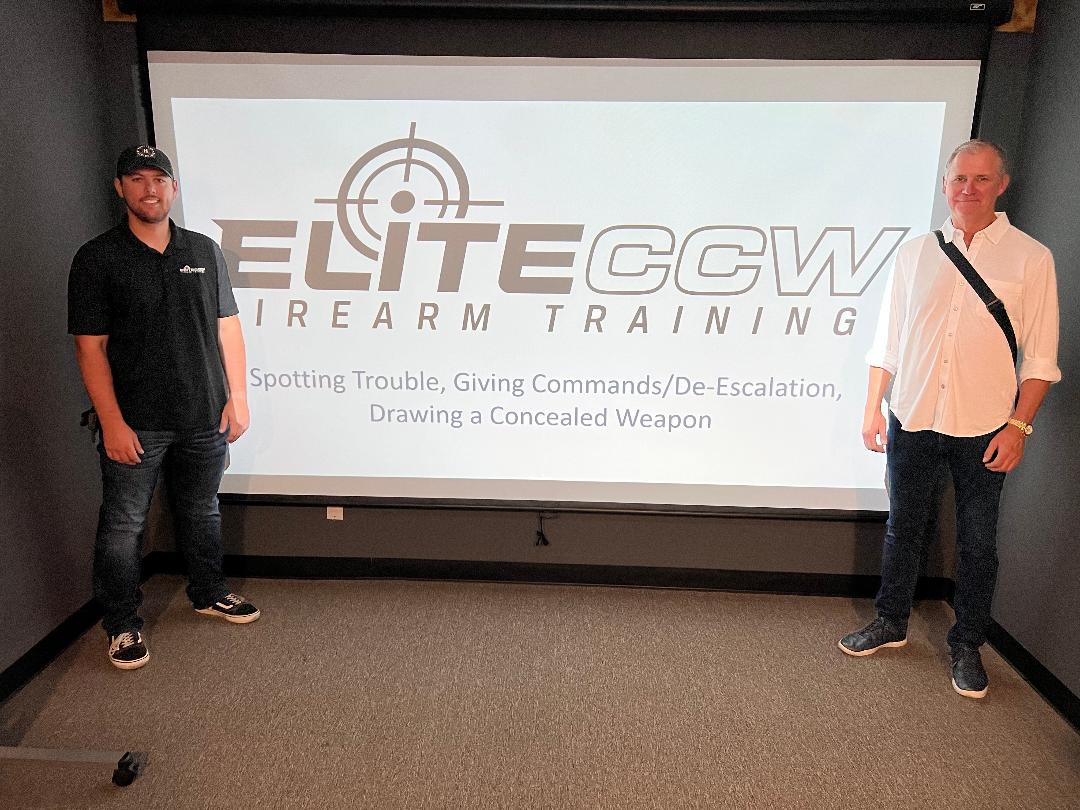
[101,419,144,465]
[862,409,888,453]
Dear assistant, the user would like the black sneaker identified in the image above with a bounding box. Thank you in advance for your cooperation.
[951,645,989,698]
[108,631,149,670]
[838,616,908,657]
[194,593,261,624]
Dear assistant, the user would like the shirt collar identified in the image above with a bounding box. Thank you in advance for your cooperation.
[117,218,185,255]
[940,212,1011,245]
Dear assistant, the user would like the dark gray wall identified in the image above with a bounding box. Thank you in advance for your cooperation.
[993,0,1080,696]
[978,31,1034,211]
[0,0,142,673]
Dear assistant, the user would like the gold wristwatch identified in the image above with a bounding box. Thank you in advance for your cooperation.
[1007,418,1033,436]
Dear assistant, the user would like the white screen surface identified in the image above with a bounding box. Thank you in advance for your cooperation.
[148,54,981,511]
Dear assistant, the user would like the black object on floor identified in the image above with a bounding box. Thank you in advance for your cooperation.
[0,745,149,787]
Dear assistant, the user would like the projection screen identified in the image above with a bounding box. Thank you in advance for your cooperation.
[147,53,981,512]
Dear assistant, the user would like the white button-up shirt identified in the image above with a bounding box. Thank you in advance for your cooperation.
[867,213,1061,437]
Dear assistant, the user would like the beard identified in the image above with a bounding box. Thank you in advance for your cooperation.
[123,191,171,223]
[126,197,170,225]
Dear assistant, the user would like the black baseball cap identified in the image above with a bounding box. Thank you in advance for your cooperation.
[116,145,174,179]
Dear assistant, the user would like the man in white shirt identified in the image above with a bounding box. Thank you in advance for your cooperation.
[838,140,1060,698]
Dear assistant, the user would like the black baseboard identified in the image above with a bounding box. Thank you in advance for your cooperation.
[986,620,1080,732]
[146,550,954,599]
[0,563,162,705]
[0,598,101,705]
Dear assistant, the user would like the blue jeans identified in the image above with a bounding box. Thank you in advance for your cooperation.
[875,413,1007,649]
[94,427,230,637]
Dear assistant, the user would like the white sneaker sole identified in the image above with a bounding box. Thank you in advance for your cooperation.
[109,651,149,670]
[952,678,988,699]
[838,637,908,657]
[194,607,261,624]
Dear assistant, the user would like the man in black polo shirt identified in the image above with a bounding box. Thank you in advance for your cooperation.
[69,145,259,670]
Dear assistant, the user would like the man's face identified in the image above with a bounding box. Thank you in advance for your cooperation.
[113,168,177,224]
[942,148,1010,227]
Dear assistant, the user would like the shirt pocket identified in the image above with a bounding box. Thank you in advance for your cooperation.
[987,279,1023,332]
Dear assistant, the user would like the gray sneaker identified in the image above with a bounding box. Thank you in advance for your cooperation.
[108,631,149,670]
[950,645,989,698]
[839,616,908,657]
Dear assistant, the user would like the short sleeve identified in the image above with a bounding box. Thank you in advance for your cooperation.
[67,245,111,335]
[213,241,239,318]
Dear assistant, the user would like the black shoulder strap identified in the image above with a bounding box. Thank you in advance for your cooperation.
[934,230,1018,366]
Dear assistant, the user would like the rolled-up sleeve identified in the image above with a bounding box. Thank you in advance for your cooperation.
[865,263,903,375]
[1018,247,1061,384]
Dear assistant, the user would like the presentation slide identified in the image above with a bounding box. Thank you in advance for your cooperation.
[148,54,981,511]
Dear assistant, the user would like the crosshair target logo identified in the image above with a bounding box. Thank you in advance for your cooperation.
[315,122,503,260]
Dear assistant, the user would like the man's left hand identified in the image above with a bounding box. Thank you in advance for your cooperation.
[219,398,250,443]
[983,425,1025,473]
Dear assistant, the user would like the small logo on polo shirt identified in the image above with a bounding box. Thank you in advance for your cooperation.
[179,265,206,274]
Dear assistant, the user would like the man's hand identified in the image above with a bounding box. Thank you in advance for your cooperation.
[101,419,144,465]
[73,335,143,463]
[216,315,249,443]
[983,425,1026,472]
[861,367,892,453]
[862,408,888,453]
[219,397,250,443]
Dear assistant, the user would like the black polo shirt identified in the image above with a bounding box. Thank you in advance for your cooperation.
[68,219,239,432]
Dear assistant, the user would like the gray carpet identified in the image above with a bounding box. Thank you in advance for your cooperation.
[1,576,1078,809]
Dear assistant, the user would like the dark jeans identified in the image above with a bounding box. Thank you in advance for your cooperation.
[875,413,1007,649]
[94,427,230,637]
